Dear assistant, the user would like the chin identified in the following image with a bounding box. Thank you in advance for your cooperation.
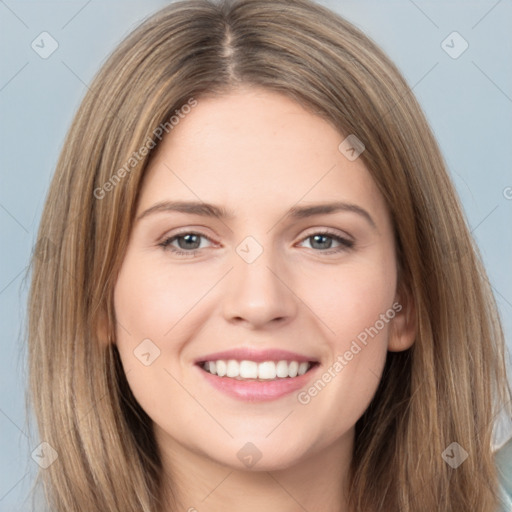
[207,441,309,473]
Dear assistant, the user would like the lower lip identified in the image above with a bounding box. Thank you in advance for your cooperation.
[196,363,320,402]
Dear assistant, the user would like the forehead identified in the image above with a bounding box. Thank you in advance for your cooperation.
[137,87,388,223]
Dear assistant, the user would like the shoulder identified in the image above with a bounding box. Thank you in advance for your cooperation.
[495,436,512,512]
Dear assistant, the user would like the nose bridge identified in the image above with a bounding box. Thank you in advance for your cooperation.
[222,234,297,327]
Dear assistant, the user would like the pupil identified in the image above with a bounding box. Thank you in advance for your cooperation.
[311,234,331,250]
[180,234,200,250]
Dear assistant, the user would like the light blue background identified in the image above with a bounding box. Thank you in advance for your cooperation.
[1,1,511,509]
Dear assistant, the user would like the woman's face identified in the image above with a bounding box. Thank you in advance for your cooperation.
[112,86,414,472]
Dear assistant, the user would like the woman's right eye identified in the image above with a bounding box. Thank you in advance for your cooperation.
[158,232,214,258]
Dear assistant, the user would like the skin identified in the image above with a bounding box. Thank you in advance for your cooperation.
[111,86,416,512]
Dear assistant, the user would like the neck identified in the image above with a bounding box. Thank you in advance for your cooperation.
[158,428,354,512]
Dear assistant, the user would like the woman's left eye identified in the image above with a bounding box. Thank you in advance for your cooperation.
[158,230,354,258]
[297,231,354,254]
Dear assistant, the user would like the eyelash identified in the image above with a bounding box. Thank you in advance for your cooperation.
[158,229,354,258]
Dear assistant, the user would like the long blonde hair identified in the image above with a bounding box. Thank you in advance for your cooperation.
[27,0,512,510]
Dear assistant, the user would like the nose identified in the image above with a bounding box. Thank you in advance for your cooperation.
[222,243,298,330]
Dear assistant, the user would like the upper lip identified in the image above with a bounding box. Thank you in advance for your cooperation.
[195,348,319,364]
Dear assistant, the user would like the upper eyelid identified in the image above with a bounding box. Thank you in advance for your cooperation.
[161,230,217,245]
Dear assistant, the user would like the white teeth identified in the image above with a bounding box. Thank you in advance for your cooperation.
[201,359,313,379]
[298,363,309,375]
[288,361,299,377]
[276,360,289,378]
[239,360,258,378]
[226,360,239,378]
[258,361,276,380]
[216,360,227,377]
[298,362,309,376]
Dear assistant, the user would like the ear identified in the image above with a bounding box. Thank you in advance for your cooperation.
[96,306,113,347]
[387,283,416,352]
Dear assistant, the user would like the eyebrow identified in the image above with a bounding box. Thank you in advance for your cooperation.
[136,200,376,229]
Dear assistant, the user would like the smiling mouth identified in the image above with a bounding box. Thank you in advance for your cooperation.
[197,359,320,381]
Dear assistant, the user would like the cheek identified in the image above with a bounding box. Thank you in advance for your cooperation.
[312,256,397,345]
[113,251,210,341]
[112,253,192,417]
[112,251,224,405]
[111,252,182,385]
[298,257,396,414]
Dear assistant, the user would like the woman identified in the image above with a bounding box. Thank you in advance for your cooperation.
[27,0,512,510]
